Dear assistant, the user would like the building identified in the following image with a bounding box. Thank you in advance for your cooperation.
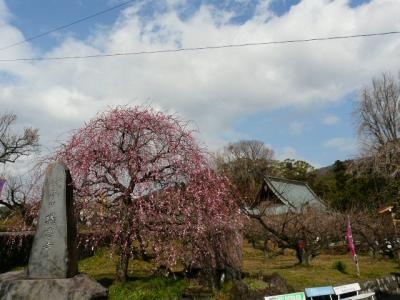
[250,176,326,215]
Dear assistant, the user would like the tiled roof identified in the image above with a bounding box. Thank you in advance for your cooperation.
[265,176,325,211]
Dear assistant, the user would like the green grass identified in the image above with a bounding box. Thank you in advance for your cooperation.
[109,277,188,300]
[0,216,20,232]
[243,277,269,290]
[77,242,400,298]
[242,241,399,290]
[8,242,398,298]
[79,248,154,281]
[79,248,187,299]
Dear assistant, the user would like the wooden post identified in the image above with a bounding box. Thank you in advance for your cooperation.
[354,254,360,277]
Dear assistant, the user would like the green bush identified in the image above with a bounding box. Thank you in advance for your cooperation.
[243,278,269,290]
[109,276,188,300]
[332,260,348,274]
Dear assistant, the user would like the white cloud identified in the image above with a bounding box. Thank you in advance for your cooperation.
[323,114,340,125]
[0,0,399,154]
[289,121,304,135]
[323,137,357,154]
[277,146,299,161]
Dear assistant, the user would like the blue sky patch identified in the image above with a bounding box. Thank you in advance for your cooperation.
[232,94,358,167]
[349,0,372,8]
[268,0,301,17]
[0,70,20,84]
[4,0,120,52]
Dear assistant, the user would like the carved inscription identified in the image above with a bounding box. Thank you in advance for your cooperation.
[43,241,53,250]
[41,181,62,251]
[44,213,56,225]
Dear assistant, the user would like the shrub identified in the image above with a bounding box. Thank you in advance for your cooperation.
[332,260,348,274]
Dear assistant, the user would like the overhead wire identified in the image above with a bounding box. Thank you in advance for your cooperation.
[0,30,399,62]
[0,0,136,52]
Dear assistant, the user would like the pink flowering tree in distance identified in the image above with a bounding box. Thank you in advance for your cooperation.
[56,106,242,283]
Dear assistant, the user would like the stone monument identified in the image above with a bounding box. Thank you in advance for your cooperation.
[0,161,107,300]
[28,161,78,278]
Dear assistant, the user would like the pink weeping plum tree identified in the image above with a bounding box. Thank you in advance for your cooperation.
[56,106,242,282]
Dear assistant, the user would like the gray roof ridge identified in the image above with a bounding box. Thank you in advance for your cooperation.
[264,175,326,209]
[264,176,296,209]
[265,175,309,186]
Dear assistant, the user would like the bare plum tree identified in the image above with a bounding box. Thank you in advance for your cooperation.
[216,140,275,207]
[248,207,343,265]
[0,113,39,164]
[356,72,400,148]
[0,170,42,224]
[352,72,400,203]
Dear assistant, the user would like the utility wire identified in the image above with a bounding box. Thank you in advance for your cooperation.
[0,30,399,62]
[0,0,136,52]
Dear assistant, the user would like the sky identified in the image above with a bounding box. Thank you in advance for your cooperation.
[0,0,399,171]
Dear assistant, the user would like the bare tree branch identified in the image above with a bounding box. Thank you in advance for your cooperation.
[355,72,400,149]
[0,113,39,164]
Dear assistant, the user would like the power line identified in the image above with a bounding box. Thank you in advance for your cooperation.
[0,0,136,52]
[0,30,399,62]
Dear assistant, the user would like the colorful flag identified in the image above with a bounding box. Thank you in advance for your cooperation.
[347,216,360,276]
[347,217,356,257]
[0,179,5,197]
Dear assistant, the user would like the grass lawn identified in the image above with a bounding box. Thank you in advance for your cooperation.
[0,217,20,232]
[77,242,399,299]
[79,248,188,300]
[242,241,400,290]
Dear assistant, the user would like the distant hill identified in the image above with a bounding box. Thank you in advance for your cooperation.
[315,165,334,177]
[315,159,355,177]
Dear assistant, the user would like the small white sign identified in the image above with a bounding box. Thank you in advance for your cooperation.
[333,283,361,295]
[265,292,306,300]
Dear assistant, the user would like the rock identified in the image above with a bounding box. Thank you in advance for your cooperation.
[28,162,78,279]
[264,272,295,295]
[361,273,400,298]
[229,280,265,300]
[230,273,295,300]
[0,271,107,300]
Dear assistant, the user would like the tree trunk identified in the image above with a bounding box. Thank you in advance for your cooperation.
[115,202,132,282]
[296,248,312,266]
[20,205,33,226]
[263,240,268,258]
[395,249,400,266]
[136,230,149,260]
[116,244,131,282]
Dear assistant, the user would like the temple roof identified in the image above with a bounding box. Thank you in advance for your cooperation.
[263,176,326,212]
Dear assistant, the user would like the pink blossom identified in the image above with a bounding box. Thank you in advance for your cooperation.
[56,106,242,276]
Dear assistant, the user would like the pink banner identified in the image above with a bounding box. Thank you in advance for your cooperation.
[347,217,356,257]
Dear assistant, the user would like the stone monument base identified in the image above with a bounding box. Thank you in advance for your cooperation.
[0,271,108,300]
